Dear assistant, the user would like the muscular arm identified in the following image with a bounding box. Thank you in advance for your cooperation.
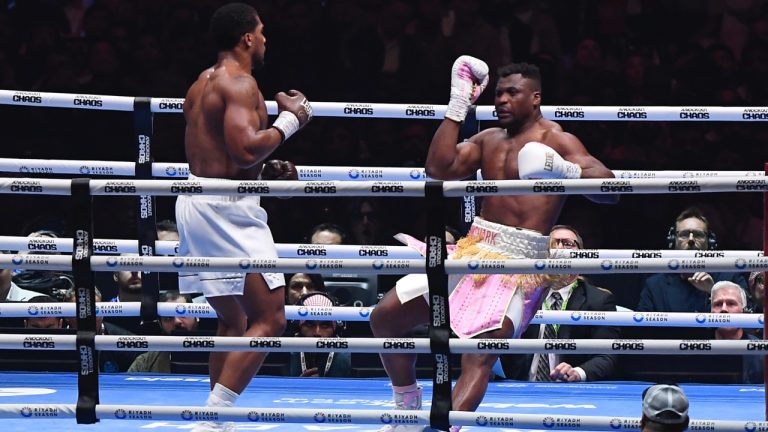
[222,76,284,168]
[555,132,619,204]
[425,120,482,180]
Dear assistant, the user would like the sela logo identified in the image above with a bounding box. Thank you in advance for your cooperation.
[359,308,371,318]
[380,413,393,424]
[410,169,425,180]
[238,259,251,270]
[166,166,177,176]
[181,410,194,421]
[695,314,707,324]
[633,313,644,323]
[543,416,556,428]
[172,258,185,268]
[114,409,127,419]
[468,260,480,270]
[248,412,260,422]
[601,260,613,271]
[11,255,23,266]
[372,260,384,270]
[735,258,747,270]
[314,413,326,423]
[80,166,91,174]
[668,259,680,270]
[534,260,547,270]
[476,416,488,426]
[27,305,39,316]
[298,306,309,317]
[20,406,33,417]
[176,304,187,315]
[348,169,360,179]
[610,418,623,430]
[571,312,582,321]
[305,260,318,270]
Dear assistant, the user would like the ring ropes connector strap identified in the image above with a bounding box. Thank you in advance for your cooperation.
[134,96,160,326]
[425,180,451,431]
[71,178,99,424]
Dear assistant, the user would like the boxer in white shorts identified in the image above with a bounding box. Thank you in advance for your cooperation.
[179,3,314,431]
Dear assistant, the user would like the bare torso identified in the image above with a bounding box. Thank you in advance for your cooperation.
[184,64,268,180]
[476,118,568,233]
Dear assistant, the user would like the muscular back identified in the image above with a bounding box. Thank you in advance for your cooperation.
[477,119,568,232]
[184,63,269,180]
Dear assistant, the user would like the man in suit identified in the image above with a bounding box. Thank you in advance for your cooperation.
[500,225,619,382]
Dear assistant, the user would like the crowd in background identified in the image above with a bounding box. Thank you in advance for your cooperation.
[0,0,767,385]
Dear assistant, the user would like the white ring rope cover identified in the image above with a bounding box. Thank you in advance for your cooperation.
[0,157,762,180]
[1,235,763,258]
[1,334,767,355]
[0,177,766,197]
[0,302,762,328]
[3,253,766,275]
[3,89,768,122]
[0,403,761,432]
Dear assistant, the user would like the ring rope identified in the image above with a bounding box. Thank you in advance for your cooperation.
[2,235,763,259]
[2,334,767,355]
[0,176,766,197]
[0,403,760,431]
[1,302,762,328]
[4,253,766,275]
[3,89,768,122]
[0,157,762,180]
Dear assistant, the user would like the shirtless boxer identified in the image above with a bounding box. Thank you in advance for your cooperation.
[370,58,617,430]
[176,3,312,431]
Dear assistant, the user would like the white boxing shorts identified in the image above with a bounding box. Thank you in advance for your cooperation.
[175,174,285,297]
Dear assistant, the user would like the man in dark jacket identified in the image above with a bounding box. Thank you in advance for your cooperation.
[637,207,747,313]
[500,225,619,382]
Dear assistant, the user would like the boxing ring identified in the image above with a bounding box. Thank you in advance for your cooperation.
[0,89,767,431]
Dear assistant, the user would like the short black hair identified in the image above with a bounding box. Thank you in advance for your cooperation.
[498,62,542,90]
[157,219,178,233]
[309,223,348,244]
[210,2,260,51]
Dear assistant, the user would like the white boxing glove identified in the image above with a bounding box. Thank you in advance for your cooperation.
[518,142,582,179]
[445,55,489,122]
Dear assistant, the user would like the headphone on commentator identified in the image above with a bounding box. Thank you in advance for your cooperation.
[292,291,346,336]
[665,226,718,250]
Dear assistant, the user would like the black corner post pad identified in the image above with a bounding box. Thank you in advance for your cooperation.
[71,178,99,424]
[459,105,479,139]
[75,331,99,424]
[425,181,452,431]
[133,96,160,325]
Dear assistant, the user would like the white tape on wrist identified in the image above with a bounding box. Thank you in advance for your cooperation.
[272,111,300,142]
[445,98,469,122]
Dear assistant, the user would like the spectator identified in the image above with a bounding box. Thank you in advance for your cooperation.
[128,291,199,373]
[0,265,40,302]
[286,273,327,306]
[309,223,348,245]
[288,292,351,378]
[24,295,63,329]
[641,384,690,432]
[63,287,138,372]
[748,271,764,314]
[500,225,619,382]
[710,281,764,384]
[637,207,747,313]
[112,257,143,302]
